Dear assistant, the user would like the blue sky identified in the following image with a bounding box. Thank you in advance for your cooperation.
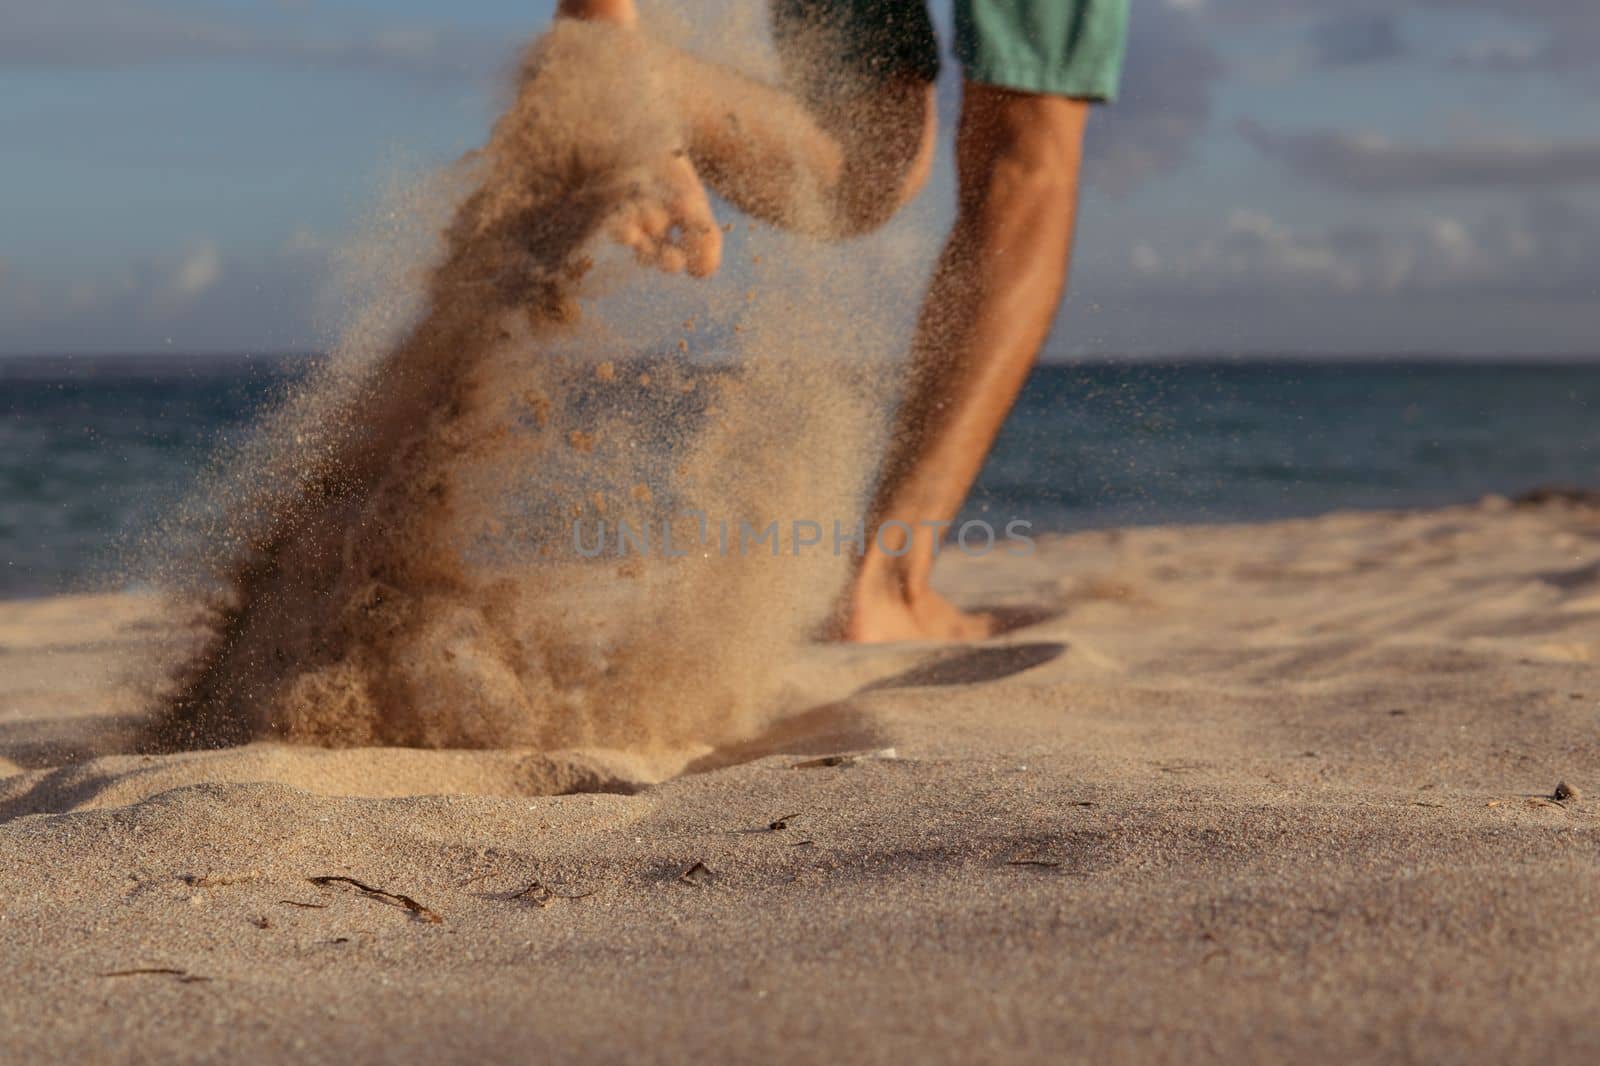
[2,0,1598,356]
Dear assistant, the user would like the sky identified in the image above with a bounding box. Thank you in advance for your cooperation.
[1,0,1597,358]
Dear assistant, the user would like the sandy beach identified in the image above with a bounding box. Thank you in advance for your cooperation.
[2,496,1598,1062]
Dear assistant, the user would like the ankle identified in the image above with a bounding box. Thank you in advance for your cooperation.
[857,547,933,608]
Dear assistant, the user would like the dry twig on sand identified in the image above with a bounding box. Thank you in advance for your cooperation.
[100,968,212,983]
[308,875,443,924]
[508,880,595,907]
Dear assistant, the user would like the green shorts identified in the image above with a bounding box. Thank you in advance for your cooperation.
[771,0,1129,101]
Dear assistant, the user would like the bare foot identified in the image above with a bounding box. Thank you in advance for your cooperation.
[842,564,993,644]
[609,151,722,277]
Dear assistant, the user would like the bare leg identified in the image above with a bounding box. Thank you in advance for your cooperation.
[845,83,1089,643]
[559,4,933,258]
[577,24,1086,644]
[608,37,936,273]
[668,56,936,237]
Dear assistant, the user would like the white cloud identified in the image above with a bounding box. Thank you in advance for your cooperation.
[1240,120,1600,192]
[0,236,309,351]
[1126,198,1600,297]
[0,237,329,353]
[170,242,222,300]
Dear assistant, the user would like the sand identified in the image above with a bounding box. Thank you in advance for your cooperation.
[3,495,1599,1062]
[143,18,907,760]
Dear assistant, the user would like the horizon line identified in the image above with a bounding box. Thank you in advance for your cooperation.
[3,349,1600,365]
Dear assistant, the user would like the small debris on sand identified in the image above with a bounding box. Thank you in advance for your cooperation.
[677,862,714,886]
[180,870,260,888]
[508,880,594,908]
[511,880,556,906]
[100,968,212,984]
[795,754,853,769]
[309,875,443,924]
[793,748,897,770]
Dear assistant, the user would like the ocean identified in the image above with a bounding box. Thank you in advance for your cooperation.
[3,354,1597,599]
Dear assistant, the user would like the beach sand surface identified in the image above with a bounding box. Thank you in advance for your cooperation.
[3,498,1599,1063]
